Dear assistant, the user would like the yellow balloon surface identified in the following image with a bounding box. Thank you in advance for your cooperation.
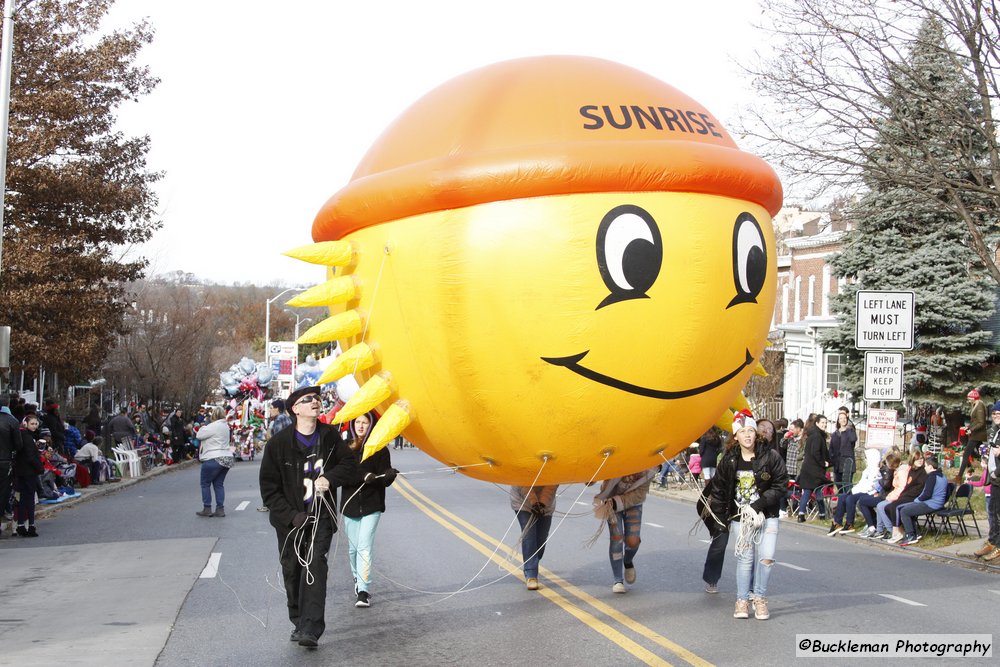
[299,56,782,484]
[325,192,775,484]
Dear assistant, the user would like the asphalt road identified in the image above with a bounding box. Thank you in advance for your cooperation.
[2,449,997,666]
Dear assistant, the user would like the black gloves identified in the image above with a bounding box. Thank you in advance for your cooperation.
[364,472,378,484]
[383,468,398,485]
[291,512,307,529]
[364,469,399,485]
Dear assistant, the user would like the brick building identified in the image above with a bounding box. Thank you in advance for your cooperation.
[771,207,856,421]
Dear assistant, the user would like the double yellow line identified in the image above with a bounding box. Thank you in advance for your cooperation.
[393,477,713,667]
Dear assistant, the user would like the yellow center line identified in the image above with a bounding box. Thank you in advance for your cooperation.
[395,477,715,667]
[392,480,672,667]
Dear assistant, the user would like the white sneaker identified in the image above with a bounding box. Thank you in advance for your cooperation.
[778,509,788,518]
[705,583,718,594]
[624,565,636,584]
[612,582,626,594]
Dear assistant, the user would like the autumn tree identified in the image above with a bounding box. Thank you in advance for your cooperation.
[0,0,159,388]
[742,0,1000,284]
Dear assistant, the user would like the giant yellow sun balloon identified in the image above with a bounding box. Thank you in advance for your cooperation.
[286,56,782,485]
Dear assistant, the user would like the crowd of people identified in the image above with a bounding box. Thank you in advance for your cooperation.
[0,395,230,538]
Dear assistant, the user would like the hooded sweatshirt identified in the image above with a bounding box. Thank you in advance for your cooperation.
[853,449,882,496]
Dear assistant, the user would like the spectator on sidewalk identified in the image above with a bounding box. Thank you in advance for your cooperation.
[268,399,292,437]
[195,407,234,518]
[64,419,82,459]
[75,436,108,484]
[698,428,723,481]
[796,415,830,522]
[830,411,857,495]
[108,406,138,446]
[897,455,948,546]
[974,401,1000,561]
[14,416,45,537]
[959,389,988,480]
[40,399,67,456]
[1,400,30,529]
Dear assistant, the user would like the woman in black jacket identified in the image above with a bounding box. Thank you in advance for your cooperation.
[830,412,858,494]
[14,415,45,537]
[340,411,397,608]
[708,411,789,621]
[795,414,830,522]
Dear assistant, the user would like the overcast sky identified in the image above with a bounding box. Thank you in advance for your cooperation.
[105,0,767,287]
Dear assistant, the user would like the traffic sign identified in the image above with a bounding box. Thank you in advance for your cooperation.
[865,408,898,449]
[863,351,903,402]
[855,290,915,350]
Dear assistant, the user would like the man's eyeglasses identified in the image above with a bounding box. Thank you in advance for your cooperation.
[294,395,321,406]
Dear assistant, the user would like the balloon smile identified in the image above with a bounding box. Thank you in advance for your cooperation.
[541,349,754,399]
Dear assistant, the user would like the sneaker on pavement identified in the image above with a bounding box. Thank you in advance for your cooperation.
[289,630,302,642]
[624,565,636,584]
[733,599,750,619]
[887,533,905,544]
[753,596,770,620]
[973,542,996,558]
[298,633,319,648]
[778,509,788,518]
[796,514,806,523]
[827,523,843,536]
[860,526,877,538]
[899,535,919,546]
[705,583,718,594]
[612,582,626,594]
[526,577,539,590]
[983,547,1000,562]
[355,591,371,608]
[841,524,855,534]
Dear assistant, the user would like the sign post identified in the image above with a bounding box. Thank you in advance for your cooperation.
[863,351,903,402]
[855,290,915,351]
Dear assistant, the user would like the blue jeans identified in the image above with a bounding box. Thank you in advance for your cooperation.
[855,494,881,528]
[733,517,779,600]
[834,491,872,526]
[658,462,678,485]
[797,488,826,518]
[875,499,899,532]
[343,512,382,592]
[608,505,643,582]
[898,501,934,536]
[199,458,229,508]
[516,511,552,578]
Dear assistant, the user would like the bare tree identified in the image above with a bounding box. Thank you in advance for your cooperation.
[741,0,1000,282]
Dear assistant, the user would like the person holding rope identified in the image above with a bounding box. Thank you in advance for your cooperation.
[340,410,398,608]
[593,467,656,594]
[259,385,358,649]
[510,485,558,590]
[708,410,788,620]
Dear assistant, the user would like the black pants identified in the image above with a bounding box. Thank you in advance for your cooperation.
[276,517,335,638]
[0,461,12,516]
[988,482,999,548]
[958,439,982,477]
[702,530,731,585]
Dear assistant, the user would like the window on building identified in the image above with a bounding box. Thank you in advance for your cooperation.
[825,353,844,391]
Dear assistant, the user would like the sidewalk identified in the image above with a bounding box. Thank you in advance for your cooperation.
[648,482,1000,572]
[33,459,198,518]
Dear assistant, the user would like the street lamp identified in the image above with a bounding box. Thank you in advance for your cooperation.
[286,312,313,341]
[264,288,306,361]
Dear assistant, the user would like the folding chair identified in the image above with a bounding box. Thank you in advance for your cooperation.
[921,482,955,535]
[937,483,982,538]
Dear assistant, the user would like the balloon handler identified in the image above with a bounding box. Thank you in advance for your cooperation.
[259,385,358,648]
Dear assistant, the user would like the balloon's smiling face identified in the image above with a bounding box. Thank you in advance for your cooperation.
[542,200,769,401]
[336,190,775,483]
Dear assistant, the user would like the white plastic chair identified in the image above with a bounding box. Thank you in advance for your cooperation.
[112,447,141,478]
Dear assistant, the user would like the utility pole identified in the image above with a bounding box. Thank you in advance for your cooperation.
[0,0,16,279]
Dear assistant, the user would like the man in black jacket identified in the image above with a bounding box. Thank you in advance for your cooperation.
[259,385,358,648]
[1,401,27,528]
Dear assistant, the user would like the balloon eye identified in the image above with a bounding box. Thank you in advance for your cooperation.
[595,205,663,310]
[728,212,767,308]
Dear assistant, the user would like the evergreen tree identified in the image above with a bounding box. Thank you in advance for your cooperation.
[0,0,159,385]
[822,17,999,410]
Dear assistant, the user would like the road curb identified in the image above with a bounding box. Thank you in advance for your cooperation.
[648,483,1000,574]
[35,459,200,518]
